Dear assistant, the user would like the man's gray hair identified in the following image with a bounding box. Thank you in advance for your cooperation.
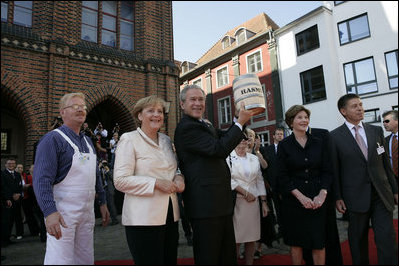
[179,84,205,102]
[382,110,398,120]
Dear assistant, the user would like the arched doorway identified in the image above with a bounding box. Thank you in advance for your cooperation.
[86,95,134,215]
[1,87,27,170]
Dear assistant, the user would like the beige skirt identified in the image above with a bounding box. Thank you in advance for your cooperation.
[233,195,261,243]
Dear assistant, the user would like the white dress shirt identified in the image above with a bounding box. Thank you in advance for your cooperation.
[345,121,368,148]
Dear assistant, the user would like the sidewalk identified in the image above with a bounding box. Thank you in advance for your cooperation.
[1,207,397,265]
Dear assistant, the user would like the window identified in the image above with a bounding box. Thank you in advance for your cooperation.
[344,57,377,95]
[258,131,270,146]
[216,66,229,88]
[1,130,10,153]
[1,1,8,22]
[364,108,380,123]
[338,14,370,45]
[218,97,232,125]
[101,1,116,47]
[393,105,398,111]
[193,78,202,89]
[120,1,134,50]
[81,1,134,51]
[13,1,32,27]
[247,51,263,73]
[222,36,230,49]
[296,25,320,55]
[236,29,246,45]
[385,50,398,89]
[81,1,98,42]
[300,66,326,104]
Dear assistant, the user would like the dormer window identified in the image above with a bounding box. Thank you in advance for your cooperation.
[222,36,230,49]
[236,29,246,45]
[234,28,255,46]
[222,36,235,49]
[181,62,188,74]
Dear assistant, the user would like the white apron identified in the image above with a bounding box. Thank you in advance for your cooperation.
[44,129,97,265]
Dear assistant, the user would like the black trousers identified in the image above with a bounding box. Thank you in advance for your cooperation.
[10,199,24,237]
[190,215,237,265]
[348,186,397,265]
[125,199,179,265]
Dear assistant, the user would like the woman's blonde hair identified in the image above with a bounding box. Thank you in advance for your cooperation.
[132,95,166,127]
[284,105,311,130]
[59,92,85,110]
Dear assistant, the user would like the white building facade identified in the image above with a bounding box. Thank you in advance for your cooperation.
[275,1,398,133]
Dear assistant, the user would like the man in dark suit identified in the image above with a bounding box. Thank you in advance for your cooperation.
[263,127,285,237]
[174,84,253,265]
[1,159,24,244]
[382,110,398,182]
[330,94,398,265]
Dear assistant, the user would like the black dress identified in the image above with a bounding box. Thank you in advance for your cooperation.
[277,132,332,249]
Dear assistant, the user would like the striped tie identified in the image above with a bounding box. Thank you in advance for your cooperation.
[354,125,368,160]
[392,135,398,176]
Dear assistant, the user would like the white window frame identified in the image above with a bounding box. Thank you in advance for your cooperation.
[216,65,229,88]
[246,49,263,74]
[257,130,270,146]
[217,96,232,126]
[192,78,202,89]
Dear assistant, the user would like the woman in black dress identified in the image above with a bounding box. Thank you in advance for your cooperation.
[277,105,332,265]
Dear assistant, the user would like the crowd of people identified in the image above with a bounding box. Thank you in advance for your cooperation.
[1,88,398,265]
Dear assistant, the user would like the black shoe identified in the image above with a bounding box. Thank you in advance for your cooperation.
[254,250,261,259]
[111,220,119,225]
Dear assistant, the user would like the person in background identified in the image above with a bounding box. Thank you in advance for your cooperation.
[228,137,268,265]
[174,84,253,265]
[1,159,23,244]
[19,164,40,237]
[277,105,333,265]
[382,110,398,182]
[113,95,184,265]
[99,160,119,225]
[109,132,119,169]
[264,128,285,240]
[34,92,110,264]
[330,94,398,265]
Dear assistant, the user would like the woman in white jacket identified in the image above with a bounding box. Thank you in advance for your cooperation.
[113,95,184,265]
[227,138,268,265]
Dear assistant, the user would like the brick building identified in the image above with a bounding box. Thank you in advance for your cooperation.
[179,13,282,146]
[1,1,179,168]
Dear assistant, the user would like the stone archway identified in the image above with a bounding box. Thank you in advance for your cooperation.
[1,85,29,169]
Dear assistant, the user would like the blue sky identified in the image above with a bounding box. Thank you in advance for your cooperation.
[173,1,322,63]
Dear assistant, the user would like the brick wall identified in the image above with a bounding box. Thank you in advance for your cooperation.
[1,1,179,166]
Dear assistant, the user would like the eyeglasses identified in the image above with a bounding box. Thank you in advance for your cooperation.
[383,119,390,123]
[63,104,87,111]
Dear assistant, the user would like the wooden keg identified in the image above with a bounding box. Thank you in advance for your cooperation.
[233,74,265,115]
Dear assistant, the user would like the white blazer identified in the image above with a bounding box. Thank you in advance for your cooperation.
[113,128,180,226]
[227,150,266,197]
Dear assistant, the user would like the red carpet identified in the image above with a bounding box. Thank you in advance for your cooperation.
[95,220,398,265]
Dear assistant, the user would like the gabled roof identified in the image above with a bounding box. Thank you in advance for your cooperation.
[195,12,279,66]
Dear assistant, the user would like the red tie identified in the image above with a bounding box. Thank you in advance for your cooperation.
[392,135,398,176]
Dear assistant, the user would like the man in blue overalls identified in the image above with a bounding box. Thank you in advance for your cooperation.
[34,92,110,265]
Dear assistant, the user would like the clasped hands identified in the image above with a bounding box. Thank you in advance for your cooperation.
[155,175,185,194]
[298,192,326,210]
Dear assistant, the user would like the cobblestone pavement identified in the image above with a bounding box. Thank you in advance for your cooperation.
[1,207,397,265]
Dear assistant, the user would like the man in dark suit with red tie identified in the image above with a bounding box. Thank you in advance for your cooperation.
[174,84,253,265]
[382,110,398,183]
[330,94,398,265]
